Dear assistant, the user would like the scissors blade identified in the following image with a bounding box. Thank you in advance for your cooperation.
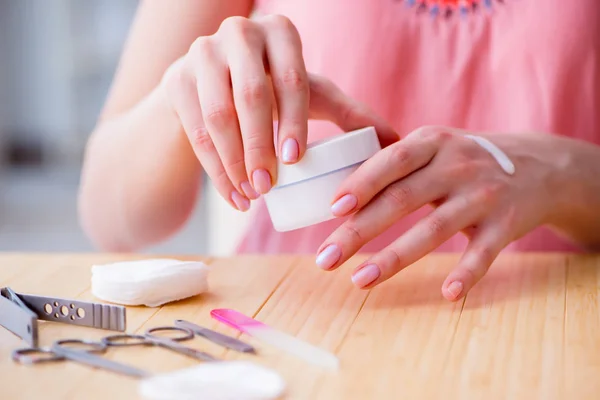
[174,319,256,353]
[0,287,38,347]
[151,337,219,362]
[51,344,150,378]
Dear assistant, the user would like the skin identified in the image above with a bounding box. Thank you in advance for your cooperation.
[316,126,600,301]
[80,2,600,301]
[78,1,396,251]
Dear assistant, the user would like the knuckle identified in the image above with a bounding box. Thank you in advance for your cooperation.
[204,102,237,128]
[466,246,496,278]
[342,223,364,246]
[190,126,214,152]
[188,36,214,57]
[338,104,363,127]
[388,144,411,166]
[413,125,453,142]
[277,68,308,93]
[223,156,246,176]
[477,183,503,205]
[213,167,233,190]
[244,141,273,159]
[262,14,296,31]
[425,215,448,240]
[241,77,269,107]
[451,159,478,178]
[382,248,402,272]
[382,184,413,212]
[219,16,252,34]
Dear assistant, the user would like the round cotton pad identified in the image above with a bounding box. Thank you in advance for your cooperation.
[138,361,286,400]
[91,259,209,307]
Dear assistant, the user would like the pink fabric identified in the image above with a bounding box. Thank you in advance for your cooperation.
[236,0,600,254]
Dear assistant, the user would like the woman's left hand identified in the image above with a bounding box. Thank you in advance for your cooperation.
[315,126,569,301]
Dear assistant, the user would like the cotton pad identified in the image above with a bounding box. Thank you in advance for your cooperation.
[138,361,286,400]
[91,259,209,307]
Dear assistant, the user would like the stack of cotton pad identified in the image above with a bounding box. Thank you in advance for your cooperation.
[138,361,286,400]
[91,258,209,307]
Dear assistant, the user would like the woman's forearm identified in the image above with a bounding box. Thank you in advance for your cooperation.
[78,85,202,252]
[548,136,600,250]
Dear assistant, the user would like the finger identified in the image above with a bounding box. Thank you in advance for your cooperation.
[315,168,450,271]
[222,18,276,195]
[191,37,258,200]
[441,220,510,301]
[349,187,493,289]
[166,56,250,211]
[261,15,309,165]
[307,74,400,147]
[329,132,441,217]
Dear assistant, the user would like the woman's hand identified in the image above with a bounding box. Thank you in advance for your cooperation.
[315,126,571,301]
[160,14,397,211]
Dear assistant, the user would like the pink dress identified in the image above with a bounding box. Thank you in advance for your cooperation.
[237,0,600,254]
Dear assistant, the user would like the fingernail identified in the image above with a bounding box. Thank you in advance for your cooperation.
[331,194,358,216]
[351,264,380,288]
[252,169,272,194]
[241,181,259,200]
[316,244,341,270]
[446,281,463,299]
[231,191,250,211]
[281,138,299,163]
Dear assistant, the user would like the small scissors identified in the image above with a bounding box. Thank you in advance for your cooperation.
[12,339,150,378]
[101,325,218,362]
[12,326,218,378]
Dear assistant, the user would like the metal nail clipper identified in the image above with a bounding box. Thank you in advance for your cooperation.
[0,287,126,347]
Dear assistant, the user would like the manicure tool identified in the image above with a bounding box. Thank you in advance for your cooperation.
[210,308,340,370]
[174,319,256,354]
[101,325,219,362]
[12,325,219,377]
[12,338,150,378]
[0,287,126,347]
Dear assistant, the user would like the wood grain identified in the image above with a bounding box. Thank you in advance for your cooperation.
[0,252,599,399]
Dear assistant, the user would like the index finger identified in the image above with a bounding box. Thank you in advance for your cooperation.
[329,132,439,217]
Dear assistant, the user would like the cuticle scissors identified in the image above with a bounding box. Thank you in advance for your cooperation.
[11,325,219,378]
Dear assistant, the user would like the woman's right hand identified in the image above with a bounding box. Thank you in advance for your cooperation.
[160,14,398,211]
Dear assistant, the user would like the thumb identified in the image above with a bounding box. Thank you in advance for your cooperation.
[307,73,399,147]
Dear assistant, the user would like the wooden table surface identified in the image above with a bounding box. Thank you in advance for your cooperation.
[1,252,599,399]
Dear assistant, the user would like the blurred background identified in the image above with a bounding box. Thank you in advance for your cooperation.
[0,0,251,255]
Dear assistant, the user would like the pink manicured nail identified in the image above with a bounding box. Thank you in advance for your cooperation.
[231,191,250,211]
[316,244,341,270]
[252,169,272,194]
[241,181,259,200]
[281,138,299,163]
[331,194,358,216]
[446,281,463,299]
[351,264,380,288]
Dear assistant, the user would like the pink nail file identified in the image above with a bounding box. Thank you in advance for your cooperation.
[210,308,340,370]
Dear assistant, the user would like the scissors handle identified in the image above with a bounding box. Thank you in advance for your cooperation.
[12,347,64,364]
[145,326,194,342]
[102,334,150,347]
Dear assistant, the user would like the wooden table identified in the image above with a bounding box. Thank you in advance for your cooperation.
[1,252,599,399]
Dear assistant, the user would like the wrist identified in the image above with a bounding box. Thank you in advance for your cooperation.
[543,136,599,231]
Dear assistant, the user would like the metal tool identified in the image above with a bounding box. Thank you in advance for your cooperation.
[101,326,219,362]
[12,339,150,378]
[174,319,256,353]
[0,287,126,347]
